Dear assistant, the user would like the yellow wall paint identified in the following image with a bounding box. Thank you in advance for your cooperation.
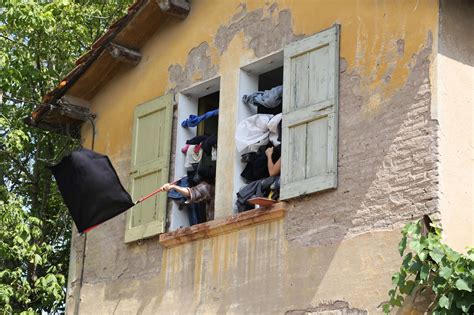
[81,0,438,215]
[76,220,408,314]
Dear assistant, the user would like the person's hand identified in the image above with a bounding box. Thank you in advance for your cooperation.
[265,147,273,158]
[160,183,174,191]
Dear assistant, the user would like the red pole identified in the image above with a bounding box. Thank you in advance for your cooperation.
[135,177,183,204]
[83,177,184,234]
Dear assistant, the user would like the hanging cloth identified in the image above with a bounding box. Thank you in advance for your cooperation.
[184,145,203,170]
[268,113,282,147]
[181,109,219,128]
[235,113,282,152]
[242,85,283,108]
[49,148,135,233]
[186,135,208,145]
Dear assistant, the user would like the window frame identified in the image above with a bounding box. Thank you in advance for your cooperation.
[168,76,221,232]
[233,50,284,210]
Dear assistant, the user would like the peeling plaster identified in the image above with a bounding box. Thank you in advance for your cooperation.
[285,300,368,314]
[215,3,302,58]
[168,42,218,92]
[168,3,303,92]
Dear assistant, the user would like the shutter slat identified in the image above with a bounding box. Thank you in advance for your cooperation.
[308,44,330,105]
[283,101,334,128]
[289,124,307,181]
[293,53,309,110]
[306,115,329,178]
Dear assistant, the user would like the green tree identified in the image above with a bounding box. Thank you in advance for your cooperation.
[0,1,131,313]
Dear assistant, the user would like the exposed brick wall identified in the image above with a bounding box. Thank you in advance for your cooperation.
[285,34,439,247]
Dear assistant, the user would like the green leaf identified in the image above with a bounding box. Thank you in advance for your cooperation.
[467,248,474,261]
[406,221,420,235]
[419,250,428,261]
[432,276,447,295]
[439,266,452,279]
[399,280,416,295]
[399,234,407,256]
[392,273,400,286]
[430,248,445,264]
[409,239,422,253]
[420,263,430,281]
[438,294,450,309]
[409,260,422,273]
[402,252,412,269]
[390,295,403,307]
[455,278,472,292]
[446,248,461,262]
[432,309,448,315]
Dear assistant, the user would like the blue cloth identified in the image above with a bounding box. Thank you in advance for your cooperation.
[187,204,199,226]
[187,203,206,226]
[181,109,219,128]
[167,176,189,203]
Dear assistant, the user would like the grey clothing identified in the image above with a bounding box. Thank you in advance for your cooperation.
[242,85,283,108]
[236,180,263,212]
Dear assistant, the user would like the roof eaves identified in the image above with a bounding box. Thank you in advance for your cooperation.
[32,0,148,122]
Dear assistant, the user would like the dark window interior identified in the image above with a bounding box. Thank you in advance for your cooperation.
[197,91,219,136]
[257,66,283,115]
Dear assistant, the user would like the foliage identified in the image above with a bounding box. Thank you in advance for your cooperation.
[0,0,131,313]
[0,195,65,314]
[383,218,474,314]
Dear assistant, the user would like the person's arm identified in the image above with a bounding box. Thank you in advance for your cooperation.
[265,147,281,177]
[160,183,190,197]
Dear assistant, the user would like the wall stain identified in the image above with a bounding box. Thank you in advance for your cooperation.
[168,42,218,92]
[215,3,302,58]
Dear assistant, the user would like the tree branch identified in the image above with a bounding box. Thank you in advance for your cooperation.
[0,150,35,182]
[0,33,28,48]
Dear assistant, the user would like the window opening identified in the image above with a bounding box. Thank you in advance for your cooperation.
[234,52,283,213]
[256,67,283,115]
[168,77,220,231]
[197,91,219,136]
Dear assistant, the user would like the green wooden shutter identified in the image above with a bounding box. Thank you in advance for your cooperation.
[280,25,340,200]
[124,94,173,243]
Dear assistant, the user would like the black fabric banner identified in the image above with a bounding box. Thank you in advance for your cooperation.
[49,148,135,233]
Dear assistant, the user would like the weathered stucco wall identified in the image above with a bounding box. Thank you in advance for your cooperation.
[77,221,403,314]
[67,1,442,313]
[437,0,474,253]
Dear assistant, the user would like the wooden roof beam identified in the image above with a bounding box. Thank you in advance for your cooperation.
[158,0,190,19]
[106,42,142,66]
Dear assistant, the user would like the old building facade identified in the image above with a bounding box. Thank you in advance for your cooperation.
[31,0,473,313]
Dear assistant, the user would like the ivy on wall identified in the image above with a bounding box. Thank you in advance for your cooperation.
[383,216,474,314]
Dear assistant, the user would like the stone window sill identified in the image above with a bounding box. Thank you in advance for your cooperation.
[159,202,287,248]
